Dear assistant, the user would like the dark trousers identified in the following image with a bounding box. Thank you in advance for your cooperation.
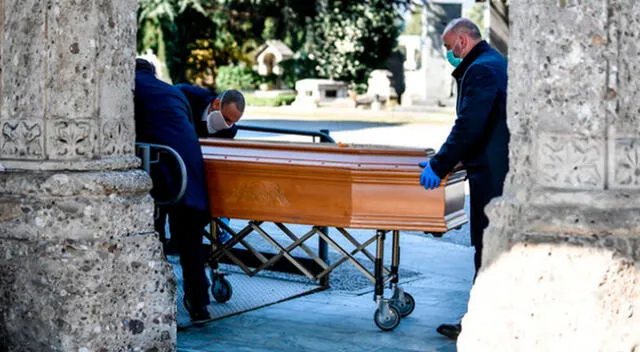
[158,206,211,308]
[467,168,506,278]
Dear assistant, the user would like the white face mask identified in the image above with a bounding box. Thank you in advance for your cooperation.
[206,110,231,134]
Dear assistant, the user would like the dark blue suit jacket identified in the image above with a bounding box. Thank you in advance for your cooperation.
[175,84,239,139]
[134,68,210,220]
[430,40,509,180]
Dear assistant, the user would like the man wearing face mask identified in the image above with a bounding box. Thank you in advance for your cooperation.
[173,84,245,246]
[418,18,509,340]
[175,84,245,139]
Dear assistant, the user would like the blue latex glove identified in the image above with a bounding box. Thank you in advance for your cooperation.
[419,160,441,190]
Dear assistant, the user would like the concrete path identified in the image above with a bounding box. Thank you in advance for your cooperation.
[178,230,474,352]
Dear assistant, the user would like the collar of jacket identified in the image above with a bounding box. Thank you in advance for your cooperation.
[452,40,490,79]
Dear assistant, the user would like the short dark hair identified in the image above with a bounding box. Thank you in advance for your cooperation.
[219,89,245,114]
[443,18,482,40]
[135,58,156,74]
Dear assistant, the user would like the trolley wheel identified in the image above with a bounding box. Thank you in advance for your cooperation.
[374,305,401,331]
[396,292,415,317]
[211,276,232,303]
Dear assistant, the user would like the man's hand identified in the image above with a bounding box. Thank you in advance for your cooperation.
[419,160,441,190]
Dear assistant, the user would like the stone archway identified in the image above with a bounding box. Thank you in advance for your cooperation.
[0,1,175,351]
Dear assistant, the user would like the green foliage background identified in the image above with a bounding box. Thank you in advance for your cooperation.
[137,0,415,90]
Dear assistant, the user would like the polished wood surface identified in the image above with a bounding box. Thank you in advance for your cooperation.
[201,139,467,232]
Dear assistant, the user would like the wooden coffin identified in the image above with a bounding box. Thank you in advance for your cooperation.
[200,139,467,233]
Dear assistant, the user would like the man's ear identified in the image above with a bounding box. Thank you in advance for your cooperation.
[461,35,471,55]
[210,98,221,112]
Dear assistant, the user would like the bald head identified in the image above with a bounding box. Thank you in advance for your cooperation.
[442,18,482,60]
[443,18,482,40]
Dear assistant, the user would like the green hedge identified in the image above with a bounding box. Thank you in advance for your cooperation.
[245,93,297,107]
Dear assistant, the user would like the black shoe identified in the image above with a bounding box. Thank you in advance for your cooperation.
[189,306,211,323]
[184,298,211,323]
[436,323,461,340]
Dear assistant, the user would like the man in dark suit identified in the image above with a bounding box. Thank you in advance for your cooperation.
[134,59,212,323]
[419,18,509,339]
[174,84,246,244]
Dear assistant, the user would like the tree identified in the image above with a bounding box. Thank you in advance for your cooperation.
[310,0,403,90]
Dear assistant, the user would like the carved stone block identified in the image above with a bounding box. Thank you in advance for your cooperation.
[612,138,640,188]
[0,120,44,159]
[537,134,605,189]
[101,119,134,156]
[47,119,97,160]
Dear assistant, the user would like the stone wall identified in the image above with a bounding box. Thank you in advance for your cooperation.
[458,1,640,350]
[0,0,176,350]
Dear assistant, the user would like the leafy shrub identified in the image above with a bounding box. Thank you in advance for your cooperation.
[257,73,279,89]
[215,65,261,91]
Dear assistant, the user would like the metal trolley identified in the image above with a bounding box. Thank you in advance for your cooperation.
[204,125,465,332]
[208,220,421,331]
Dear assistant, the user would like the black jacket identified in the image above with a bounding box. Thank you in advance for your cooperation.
[430,40,509,179]
[175,84,239,139]
[134,68,209,218]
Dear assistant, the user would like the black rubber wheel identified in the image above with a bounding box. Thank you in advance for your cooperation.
[397,293,415,317]
[373,305,401,331]
[211,277,233,303]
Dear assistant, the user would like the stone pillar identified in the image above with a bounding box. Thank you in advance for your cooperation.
[458,1,640,350]
[0,1,176,351]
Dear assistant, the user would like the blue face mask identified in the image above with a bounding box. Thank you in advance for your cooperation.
[446,50,462,68]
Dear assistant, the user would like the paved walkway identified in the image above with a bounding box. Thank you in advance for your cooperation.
[177,228,474,352]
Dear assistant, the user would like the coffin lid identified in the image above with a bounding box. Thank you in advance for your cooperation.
[200,138,433,172]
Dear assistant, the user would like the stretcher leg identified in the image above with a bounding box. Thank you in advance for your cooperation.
[390,230,415,317]
[373,230,400,331]
[208,219,232,303]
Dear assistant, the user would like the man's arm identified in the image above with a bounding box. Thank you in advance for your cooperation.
[430,65,498,178]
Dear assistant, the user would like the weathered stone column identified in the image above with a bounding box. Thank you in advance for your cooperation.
[458,1,640,350]
[0,1,176,351]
